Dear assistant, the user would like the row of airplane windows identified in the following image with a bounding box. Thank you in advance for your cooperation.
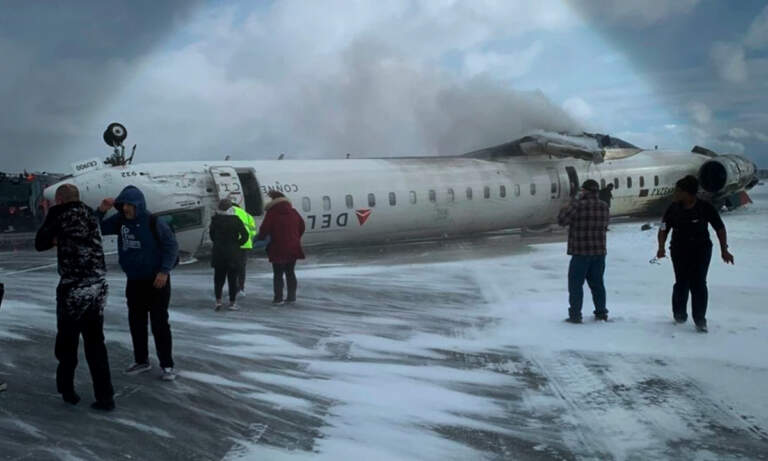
[299,174,661,212]
[302,184,525,212]
[603,174,660,190]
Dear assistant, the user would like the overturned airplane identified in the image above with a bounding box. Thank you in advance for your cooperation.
[45,125,758,260]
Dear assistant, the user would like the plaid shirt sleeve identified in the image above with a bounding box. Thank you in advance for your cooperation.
[558,201,578,227]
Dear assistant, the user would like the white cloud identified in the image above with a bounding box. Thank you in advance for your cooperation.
[727,127,751,139]
[664,124,677,130]
[745,4,768,50]
[562,96,594,121]
[756,132,768,143]
[687,101,712,125]
[716,139,746,154]
[710,41,748,83]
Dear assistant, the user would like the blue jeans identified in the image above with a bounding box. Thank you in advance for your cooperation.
[568,255,607,319]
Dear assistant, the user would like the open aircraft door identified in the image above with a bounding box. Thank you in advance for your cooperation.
[209,166,244,206]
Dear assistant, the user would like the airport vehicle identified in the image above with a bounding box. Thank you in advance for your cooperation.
[0,171,64,232]
[44,124,758,260]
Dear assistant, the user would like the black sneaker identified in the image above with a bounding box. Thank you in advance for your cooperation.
[62,391,81,405]
[564,317,582,324]
[272,298,284,305]
[674,317,687,324]
[695,321,708,333]
[594,313,608,322]
[91,400,115,412]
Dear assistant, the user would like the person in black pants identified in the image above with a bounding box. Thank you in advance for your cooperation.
[210,199,249,310]
[257,191,306,304]
[35,184,114,410]
[656,175,734,332]
[95,186,179,381]
[1,282,6,393]
[272,262,297,304]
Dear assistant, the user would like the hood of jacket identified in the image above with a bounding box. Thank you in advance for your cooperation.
[115,185,149,218]
[265,197,292,214]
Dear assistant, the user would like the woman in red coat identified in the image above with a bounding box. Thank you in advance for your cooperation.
[256,191,305,304]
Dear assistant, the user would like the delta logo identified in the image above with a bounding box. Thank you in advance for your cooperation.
[355,209,372,226]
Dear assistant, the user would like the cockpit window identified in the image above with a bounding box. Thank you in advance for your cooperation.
[154,207,203,232]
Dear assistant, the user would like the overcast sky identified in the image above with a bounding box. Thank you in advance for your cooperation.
[1,0,767,172]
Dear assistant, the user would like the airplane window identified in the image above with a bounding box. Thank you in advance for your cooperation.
[627,177,632,188]
[368,193,376,207]
[499,185,506,198]
[154,208,203,232]
[409,191,417,204]
[429,190,436,202]
[466,187,473,200]
[389,192,396,206]
[447,188,455,202]
[550,181,557,194]
[346,194,354,209]
[640,176,645,188]
[514,184,520,197]
[600,179,606,189]
[323,196,331,211]
[302,197,311,212]
[614,178,619,189]
[654,175,660,186]
[530,183,536,195]
[483,186,490,199]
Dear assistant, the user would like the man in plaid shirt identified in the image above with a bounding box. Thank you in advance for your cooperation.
[557,179,610,322]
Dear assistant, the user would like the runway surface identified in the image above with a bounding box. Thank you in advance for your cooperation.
[1,186,767,460]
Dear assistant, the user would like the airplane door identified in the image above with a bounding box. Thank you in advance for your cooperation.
[547,167,561,200]
[565,166,579,198]
[209,166,244,206]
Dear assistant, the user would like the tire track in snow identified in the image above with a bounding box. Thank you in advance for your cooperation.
[528,351,768,460]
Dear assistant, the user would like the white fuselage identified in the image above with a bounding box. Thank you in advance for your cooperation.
[47,150,713,259]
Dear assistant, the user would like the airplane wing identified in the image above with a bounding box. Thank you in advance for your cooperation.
[462,132,642,164]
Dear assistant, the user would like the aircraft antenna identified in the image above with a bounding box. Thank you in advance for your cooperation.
[127,144,137,164]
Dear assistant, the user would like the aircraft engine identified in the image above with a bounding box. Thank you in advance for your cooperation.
[698,154,757,195]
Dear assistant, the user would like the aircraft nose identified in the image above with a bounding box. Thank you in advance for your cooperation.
[43,182,58,202]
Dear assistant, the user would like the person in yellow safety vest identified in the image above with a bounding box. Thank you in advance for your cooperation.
[232,204,257,296]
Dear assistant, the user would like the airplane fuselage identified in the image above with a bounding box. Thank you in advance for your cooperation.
[46,150,751,259]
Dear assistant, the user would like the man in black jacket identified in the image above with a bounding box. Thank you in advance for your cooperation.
[599,183,614,209]
[210,199,249,310]
[656,175,734,332]
[35,184,114,410]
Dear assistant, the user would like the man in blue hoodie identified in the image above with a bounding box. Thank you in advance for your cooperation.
[96,186,179,381]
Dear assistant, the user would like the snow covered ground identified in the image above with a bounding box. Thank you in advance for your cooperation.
[1,185,767,460]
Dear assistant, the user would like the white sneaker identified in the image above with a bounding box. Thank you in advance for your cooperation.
[161,367,177,381]
[124,362,152,375]
[239,289,246,297]
[227,302,240,311]
[215,300,223,311]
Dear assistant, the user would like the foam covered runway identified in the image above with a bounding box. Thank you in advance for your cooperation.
[2,186,768,460]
